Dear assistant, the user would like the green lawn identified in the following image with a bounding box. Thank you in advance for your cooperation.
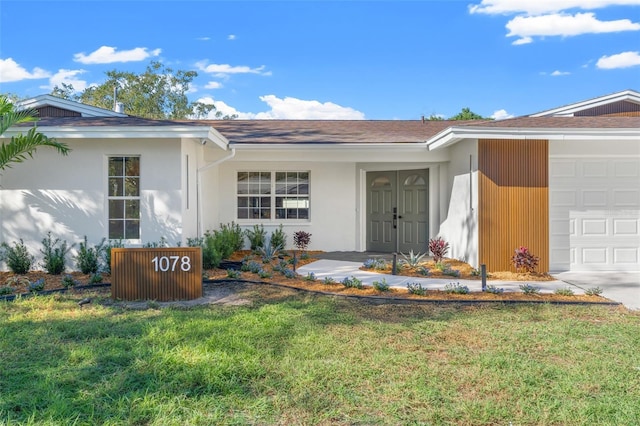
[1,287,639,425]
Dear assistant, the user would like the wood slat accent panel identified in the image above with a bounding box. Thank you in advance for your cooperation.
[111,248,202,301]
[479,139,549,272]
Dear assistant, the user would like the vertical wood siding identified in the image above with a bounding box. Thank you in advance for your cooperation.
[479,139,549,272]
[111,248,202,301]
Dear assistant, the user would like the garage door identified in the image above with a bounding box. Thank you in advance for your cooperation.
[549,156,640,271]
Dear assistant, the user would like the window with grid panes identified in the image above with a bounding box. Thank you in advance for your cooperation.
[237,171,309,220]
[108,156,140,239]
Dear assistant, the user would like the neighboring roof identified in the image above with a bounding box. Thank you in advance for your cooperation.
[530,89,640,117]
[427,116,640,150]
[16,94,128,118]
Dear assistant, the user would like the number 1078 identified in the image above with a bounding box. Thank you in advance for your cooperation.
[151,255,192,272]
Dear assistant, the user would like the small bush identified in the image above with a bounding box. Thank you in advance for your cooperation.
[75,236,106,274]
[400,250,427,267]
[0,285,14,295]
[219,222,244,253]
[442,268,460,278]
[5,276,29,288]
[40,232,72,275]
[555,287,575,296]
[407,282,427,295]
[271,224,287,251]
[341,276,363,289]
[585,287,603,296]
[245,224,267,251]
[429,237,450,263]
[519,283,540,294]
[300,252,310,260]
[1,239,34,274]
[304,272,316,281]
[258,270,272,279]
[363,258,387,270]
[293,230,312,251]
[511,246,540,273]
[28,278,45,292]
[259,237,281,263]
[485,285,504,294]
[102,240,124,273]
[282,268,297,279]
[226,269,241,279]
[323,277,335,285]
[61,274,78,288]
[201,230,224,269]
[444,282,469,294]
[89,273,103,284]
[372,278,390,292]
[416,266,430,276]
[435,261,447,271]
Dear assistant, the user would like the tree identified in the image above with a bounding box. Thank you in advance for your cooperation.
[53,61,217,120]
[448,107,490,120]
[0,95,70,171]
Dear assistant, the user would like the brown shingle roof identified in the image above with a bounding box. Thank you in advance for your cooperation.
[456,115,640,129]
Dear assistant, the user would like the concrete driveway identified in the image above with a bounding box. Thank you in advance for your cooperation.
[552,271,640,310]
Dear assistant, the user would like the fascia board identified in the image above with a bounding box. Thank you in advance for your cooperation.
[228,142,429,151]
[206,127,230,150]
[3,125,214,140]
[427,126,640,150]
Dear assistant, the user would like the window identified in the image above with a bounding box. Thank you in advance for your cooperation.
[108,156,140,239]
[237,171,309,220]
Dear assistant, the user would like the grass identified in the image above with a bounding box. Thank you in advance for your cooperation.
[1,289,639,425]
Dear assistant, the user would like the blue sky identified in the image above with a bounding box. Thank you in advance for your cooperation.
[1,0,639,119]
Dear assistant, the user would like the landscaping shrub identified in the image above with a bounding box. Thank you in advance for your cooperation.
[585,287,603,296]
[0,239,33,274]
[555,287,575,296]
[363,258,387,270]
[511,246,539,273]
[293,230,311,251]
[372,278,390,291]
[444,282,469,294]
[40,232,72,275]
[218,221,244,252]
[271,224,287,251]
[245,224,267,251]
[429,237,450,263]
[61,274,79,288]
[341,276,363,289]
[102,240,124,273]
[519,283,540,294]
[75,236,106,274]
[407,282,427,295]
[400,250,426,267]
[28,278,45,292]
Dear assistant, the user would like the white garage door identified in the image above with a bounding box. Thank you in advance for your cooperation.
[549,156,640,272]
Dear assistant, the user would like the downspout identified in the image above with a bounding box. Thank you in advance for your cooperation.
[196,148,236,238]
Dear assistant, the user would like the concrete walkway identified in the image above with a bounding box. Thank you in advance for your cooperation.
[299,253,638,309]
[297,259,588,296]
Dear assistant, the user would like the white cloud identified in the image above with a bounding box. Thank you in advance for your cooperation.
[196,61,270,77]
[596,50,640,68]
[551,70,571,75]
[0,58,50,83]
[74,46,162,64]
[254,95,365,119]
[228,34,236,40]
[491,109,514,120]
[195,95,366,120]
[197,37,210,41]
[470,0,640,15]
[40,69,89,92]
[506,12,640,44]
[205,81,223,89]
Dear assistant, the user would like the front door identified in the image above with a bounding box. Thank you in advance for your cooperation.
[366,169,429,253]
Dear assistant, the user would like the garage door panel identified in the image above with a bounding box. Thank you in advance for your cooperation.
[550,156,640,272]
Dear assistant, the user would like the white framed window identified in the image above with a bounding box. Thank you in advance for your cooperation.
[237,171,310,220]
[108,156,140,239]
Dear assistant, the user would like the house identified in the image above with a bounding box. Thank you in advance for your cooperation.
[1,91,639,273]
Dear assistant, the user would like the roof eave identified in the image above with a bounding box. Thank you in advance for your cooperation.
[427,127,640,150]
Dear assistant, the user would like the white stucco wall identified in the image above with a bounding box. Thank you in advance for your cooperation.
[437,139,479,266]
[213,159,356,251]
[0,138,183,269]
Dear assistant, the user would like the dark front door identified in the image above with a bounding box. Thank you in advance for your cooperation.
[366,169,429,253]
